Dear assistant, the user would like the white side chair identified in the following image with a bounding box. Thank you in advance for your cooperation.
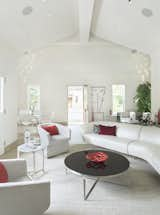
[0,159,50,215]
[38,123,71,158]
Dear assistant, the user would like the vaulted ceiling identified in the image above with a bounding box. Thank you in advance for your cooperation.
[92,0,159,53]
[0,0,158,53]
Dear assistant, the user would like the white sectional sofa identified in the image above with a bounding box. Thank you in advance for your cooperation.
[81,121,160,174]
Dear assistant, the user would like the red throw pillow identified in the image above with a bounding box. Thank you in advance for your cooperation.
[0,162,8,183]
[42,125,59,135]
[99,125,116,136]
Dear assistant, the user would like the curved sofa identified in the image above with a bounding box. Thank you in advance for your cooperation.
[81,121,160,174]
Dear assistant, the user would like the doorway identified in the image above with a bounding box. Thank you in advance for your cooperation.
[67,86,88,124]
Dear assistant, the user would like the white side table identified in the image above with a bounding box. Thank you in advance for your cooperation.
[17,143,46,176]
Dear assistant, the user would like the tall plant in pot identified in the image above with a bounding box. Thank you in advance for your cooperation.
[134,82,151,122]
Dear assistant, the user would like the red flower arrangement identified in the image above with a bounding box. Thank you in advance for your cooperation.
[86,151,108,163]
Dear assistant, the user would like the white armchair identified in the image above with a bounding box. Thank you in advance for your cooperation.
[38,123,71,158]
[0,159,50,215]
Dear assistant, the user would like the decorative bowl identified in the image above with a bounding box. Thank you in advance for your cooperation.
[86,151,108,163]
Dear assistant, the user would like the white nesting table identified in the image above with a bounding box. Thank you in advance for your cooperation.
[17,143,46,176]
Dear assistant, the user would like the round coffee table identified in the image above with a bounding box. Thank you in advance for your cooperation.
[64,149,129,200]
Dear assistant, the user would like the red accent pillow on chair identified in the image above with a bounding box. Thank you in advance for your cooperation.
[42,125,59,135]
[0,162,8,183]
[99,125,116,136]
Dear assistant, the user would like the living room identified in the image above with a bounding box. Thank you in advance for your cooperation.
[0,0,160,215]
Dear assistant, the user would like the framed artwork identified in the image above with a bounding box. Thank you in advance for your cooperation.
[91,87,106,121]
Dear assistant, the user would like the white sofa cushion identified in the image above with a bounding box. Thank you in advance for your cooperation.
[99,123,141,140]
[82,122,142,140]
[128,140,160,173]
[116,124,142,140]
[128,140,152,159]
[139,126,160,144]
[83,133,132,154]
[51,135,69,142]
[9,176,30,183]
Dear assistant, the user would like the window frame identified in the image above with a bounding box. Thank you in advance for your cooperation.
[112,84,125,116]
[27,85,40,113]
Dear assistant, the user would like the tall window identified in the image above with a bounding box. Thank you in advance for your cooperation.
[112,85,125,115]
[27,85,40,114]
[0,77,4,113]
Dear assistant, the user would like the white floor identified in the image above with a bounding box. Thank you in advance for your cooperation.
[69,125,84,144]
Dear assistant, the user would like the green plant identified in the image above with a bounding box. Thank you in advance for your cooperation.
[134,82,151,113]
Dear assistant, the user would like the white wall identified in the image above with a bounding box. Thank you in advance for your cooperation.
[151,50,160,116]
[18,43,149,122]
[0,44,18,150]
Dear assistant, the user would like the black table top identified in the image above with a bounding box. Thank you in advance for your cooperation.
[64,149,129,178]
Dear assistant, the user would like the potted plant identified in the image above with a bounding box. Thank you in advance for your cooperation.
[134,82,151,123]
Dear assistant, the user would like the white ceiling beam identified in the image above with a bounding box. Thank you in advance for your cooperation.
[78,0,95,42]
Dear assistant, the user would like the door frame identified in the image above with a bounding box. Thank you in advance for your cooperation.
[67,85,88,124]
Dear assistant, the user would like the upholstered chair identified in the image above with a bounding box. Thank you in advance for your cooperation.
[38,123,71,158]
[0,159,50,215]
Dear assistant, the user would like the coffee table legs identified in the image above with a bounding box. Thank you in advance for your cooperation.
[83,178,99,200]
